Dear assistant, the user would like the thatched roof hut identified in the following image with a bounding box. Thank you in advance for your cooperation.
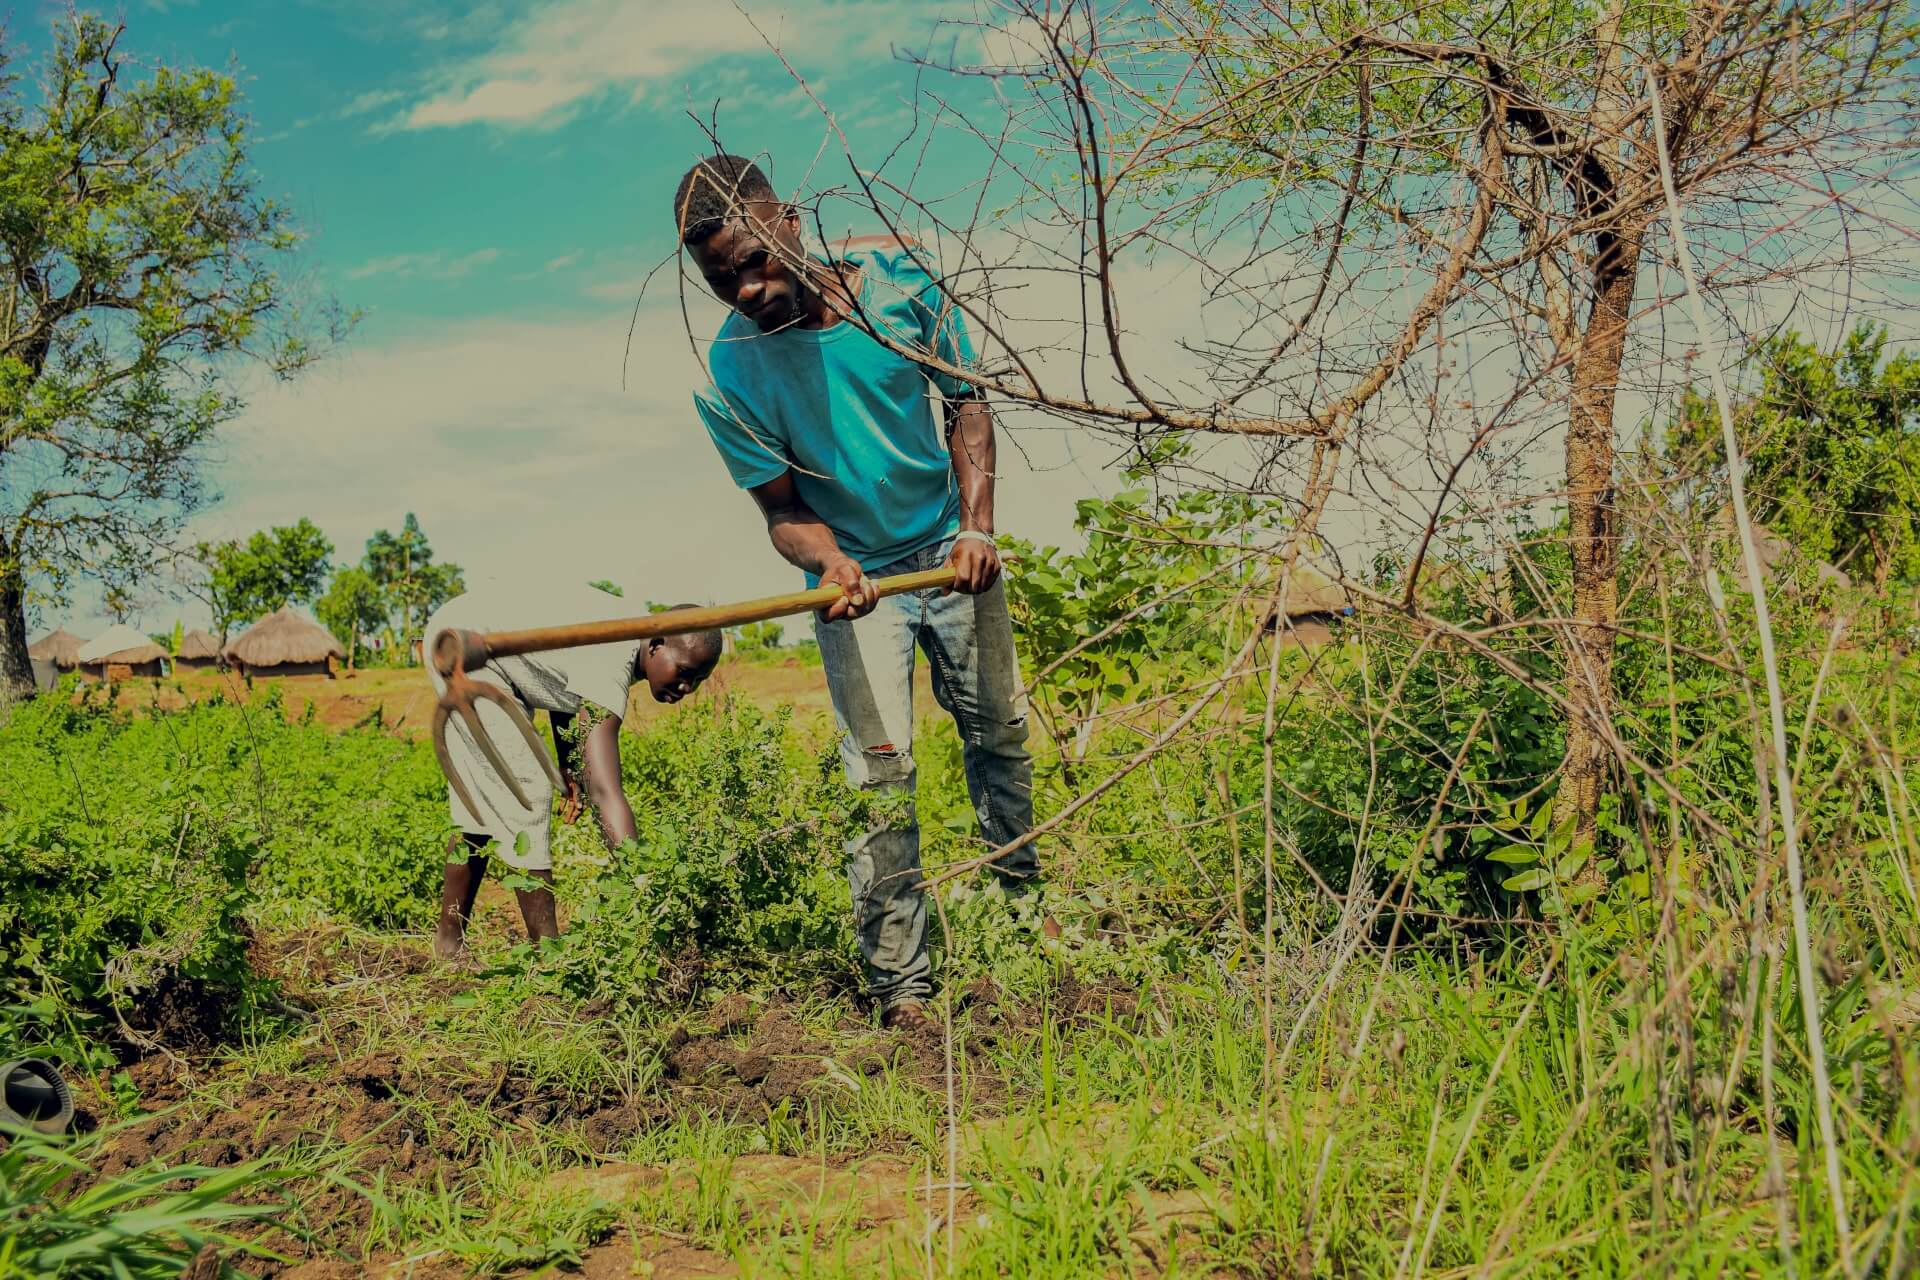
[174,628,223,669]
[28,627,87,670]
[1721,512,1852,594]
[1260,556,1354,648]
[77,624,169,680]
[224,608,343,678]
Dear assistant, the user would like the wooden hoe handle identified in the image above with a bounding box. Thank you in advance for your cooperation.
[433,565,959,675]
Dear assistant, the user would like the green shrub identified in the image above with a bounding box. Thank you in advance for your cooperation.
[548,696,860,1003]
[0,691,259,1021]
[0,684,450,1025]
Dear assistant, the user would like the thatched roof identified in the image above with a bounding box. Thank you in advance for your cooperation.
[224,607,343,667]
[28,627,87,668]
[1258,557,1353,646]
[177,628,221,660]
[77,624,168,666]
[1274,557,1351,617]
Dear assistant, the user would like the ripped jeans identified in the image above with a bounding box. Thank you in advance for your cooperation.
[814,537,1036,1010]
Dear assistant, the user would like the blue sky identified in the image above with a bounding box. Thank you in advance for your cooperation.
[27,1,1906,640]
[17,0,1109,634]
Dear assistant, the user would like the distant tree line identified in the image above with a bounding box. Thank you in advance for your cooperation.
[188,512,463,668]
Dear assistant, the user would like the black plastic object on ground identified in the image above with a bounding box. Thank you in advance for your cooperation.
[0,1058,74,1134]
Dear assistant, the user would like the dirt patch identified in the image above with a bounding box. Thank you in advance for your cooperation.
[555,1151,947,1278]
[986,972,1148,1036]
[658,1001,903,1122]
[82,942,1150,1274]
[249,925,434,997]
[576,1232,739,1278]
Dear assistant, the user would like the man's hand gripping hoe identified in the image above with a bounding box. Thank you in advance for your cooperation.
[429,566,959,815]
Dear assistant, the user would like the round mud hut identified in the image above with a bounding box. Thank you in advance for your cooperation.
[224,607,343,678]
[173,628,223,671]
[1260,557,1354,648]
[27,627,87,690]
[76,625,170,681]
[28,627,87,671]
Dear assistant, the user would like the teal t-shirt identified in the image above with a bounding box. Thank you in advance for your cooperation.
[694,245,975,574]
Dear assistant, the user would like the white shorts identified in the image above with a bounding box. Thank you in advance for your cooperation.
[425,602,554,872]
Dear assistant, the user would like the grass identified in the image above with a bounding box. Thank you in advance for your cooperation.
[50,891,1897,1278]
[10,583,1915,1277]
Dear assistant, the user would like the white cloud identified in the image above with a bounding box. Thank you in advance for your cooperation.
[382,0,942,132]
[345,249,502,281]
[580,273,651,301]
[544,252,582,272]
[440,248,501,278]
[340,88,408,119]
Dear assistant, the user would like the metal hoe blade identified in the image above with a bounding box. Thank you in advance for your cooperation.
[430,628,564,819]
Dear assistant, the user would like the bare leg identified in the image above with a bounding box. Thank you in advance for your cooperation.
[435,834,489,960]
[515,868,560,944]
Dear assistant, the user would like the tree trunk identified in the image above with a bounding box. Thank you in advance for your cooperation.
[1554,230,1642,862]
[0,534,37,698]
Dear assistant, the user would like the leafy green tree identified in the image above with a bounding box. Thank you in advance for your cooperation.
[100,586,137,625]
[0,16,345,695]
[362,514,463,662]
[191,519,333,642]
[733,620,782,653]
[588,579,625,597]
[1667,325,1920,590]
[315,566,387,669]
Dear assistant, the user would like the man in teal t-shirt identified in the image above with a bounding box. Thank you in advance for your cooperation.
[677,153,1042,1031]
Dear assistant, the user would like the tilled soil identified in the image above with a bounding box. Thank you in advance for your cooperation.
[80,926,1150,1276]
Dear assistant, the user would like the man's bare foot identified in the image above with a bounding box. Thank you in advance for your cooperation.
[432,928,467,963]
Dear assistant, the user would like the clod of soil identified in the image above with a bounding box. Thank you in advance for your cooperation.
[707,991,759,1033]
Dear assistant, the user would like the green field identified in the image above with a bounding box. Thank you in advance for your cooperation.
[5,543,1916,1277]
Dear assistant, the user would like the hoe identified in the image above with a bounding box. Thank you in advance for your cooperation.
[429,566,959,814]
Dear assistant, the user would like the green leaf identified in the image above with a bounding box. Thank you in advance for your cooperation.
[1555,839,1593,881]
[1502,869,1551,892]
[1485,846,1539,865]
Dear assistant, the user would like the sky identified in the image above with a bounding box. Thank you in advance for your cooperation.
[16,1,1915,640]
[15,0,1115,635]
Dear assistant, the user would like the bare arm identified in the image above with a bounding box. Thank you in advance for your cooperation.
[747,471,876,621]
[581,715,635,848]
[943,395,1002,594]
[550,710,634,846]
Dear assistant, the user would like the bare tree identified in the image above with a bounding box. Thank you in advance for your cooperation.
[751,0,1916,855]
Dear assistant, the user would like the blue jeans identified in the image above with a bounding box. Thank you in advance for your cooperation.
[814,537,1037,1009]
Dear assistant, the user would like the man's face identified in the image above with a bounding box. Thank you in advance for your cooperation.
[689,200,807,333]
[641,639,718,704]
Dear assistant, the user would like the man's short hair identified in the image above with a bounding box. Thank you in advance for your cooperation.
[673,154,775,246]
[661,604,725,666]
